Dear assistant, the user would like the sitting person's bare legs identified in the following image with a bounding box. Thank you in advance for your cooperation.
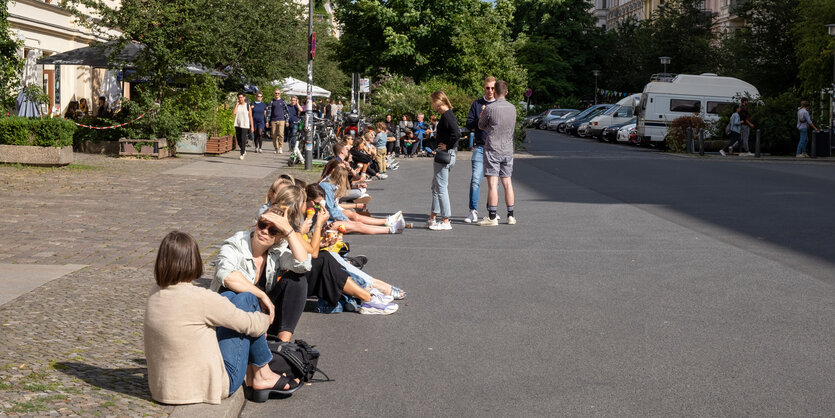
[245,362,298,390]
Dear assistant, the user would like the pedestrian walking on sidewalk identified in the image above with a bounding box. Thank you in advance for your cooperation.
[269,89,288,154]
[464,76,497,223]
[720,104,741,156]
[477,80,517,226]
[251,92,267,153]
[426,90,461,231]
[796,100,819,158]
[738,98,754,156]
[233,93,254,160]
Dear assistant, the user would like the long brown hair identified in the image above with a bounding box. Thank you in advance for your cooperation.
[267,184,306,230]
[326,164,351,199]
[319,159,342,182]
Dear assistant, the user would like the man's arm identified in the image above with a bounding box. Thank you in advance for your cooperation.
[466,101,479,130]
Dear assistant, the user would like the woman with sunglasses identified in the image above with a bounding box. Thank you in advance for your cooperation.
[211,186,310,343]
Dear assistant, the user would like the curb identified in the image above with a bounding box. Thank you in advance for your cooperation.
[169,388,245,418]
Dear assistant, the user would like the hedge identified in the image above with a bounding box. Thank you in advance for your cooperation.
[0,117,76,147]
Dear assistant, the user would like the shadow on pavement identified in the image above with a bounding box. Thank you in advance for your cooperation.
[55,361,151,401]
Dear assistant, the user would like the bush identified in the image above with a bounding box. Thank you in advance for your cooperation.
[0,117,75,147]
[746,92,803,155]
[119,88,184,144]
[72,117,128,147]
[666,116,704,152]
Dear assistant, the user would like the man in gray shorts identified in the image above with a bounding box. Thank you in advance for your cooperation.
[476,80,516,226]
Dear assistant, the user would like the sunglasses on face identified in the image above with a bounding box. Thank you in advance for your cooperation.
[257,220,279,236]
[484,86,495,90]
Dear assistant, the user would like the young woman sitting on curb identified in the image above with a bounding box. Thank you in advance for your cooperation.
[145,231,300,406]
[320,165,405,234]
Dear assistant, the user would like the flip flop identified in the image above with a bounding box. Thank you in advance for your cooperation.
[244,375,302,403]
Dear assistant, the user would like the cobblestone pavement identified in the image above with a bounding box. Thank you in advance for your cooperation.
[0,152,319,416]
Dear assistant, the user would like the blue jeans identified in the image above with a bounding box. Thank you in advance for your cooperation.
[469,146,484,211]
[797,128,808,155]
[286,123,299,150]
[468,132,475,149]
[217,291,272,397]
[431,149,456,218]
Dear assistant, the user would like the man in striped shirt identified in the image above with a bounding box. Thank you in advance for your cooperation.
[477,80,517,226]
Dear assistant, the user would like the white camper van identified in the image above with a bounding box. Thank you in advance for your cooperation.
[636,74,759,144]
[588,93,641,138]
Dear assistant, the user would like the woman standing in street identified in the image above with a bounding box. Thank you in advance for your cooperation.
[426,91,460,231]
[233,93,254,160]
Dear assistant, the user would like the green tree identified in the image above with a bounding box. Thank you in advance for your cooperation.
[333,0,526,98]
[0,0,23,111]
[715,0,801,96]
[794,0,835,94]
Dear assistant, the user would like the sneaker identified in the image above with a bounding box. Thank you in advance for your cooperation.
[424,218,438,229]
[429,221,452,231]
[359,295,399,315]
[389,165,399,171]
[802,153,810,157]
[376,173,388,180]
[796,153,807,158]
[719,149,726,156]
[476,216,499,227]
[278,149,283,154]
[274,150,278,154]
[465,210,478,223]
[507,216,517,225]
[354,194,372,204]
[369,288,394,304]
[239,154,245,160]
[746,152,755,156]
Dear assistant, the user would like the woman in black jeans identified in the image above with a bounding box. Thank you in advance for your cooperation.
[232,92,254,159]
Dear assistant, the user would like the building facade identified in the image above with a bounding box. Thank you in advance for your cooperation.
[9,0,123,116]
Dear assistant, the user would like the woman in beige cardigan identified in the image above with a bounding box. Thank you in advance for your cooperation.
[144,231,300,405]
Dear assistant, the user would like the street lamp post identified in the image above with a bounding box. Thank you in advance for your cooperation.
[659,56,671,74]
[827,24,835,134]
[304,0,314,170]
[592,69,600,105]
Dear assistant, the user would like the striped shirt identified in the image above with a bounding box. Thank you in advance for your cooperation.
[478,98,516,155]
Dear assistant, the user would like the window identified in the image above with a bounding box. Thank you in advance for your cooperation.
[670,99,701,113]
[616,107,634,118]
[706,101,733,114]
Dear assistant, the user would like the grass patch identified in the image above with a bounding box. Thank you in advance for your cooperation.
[65,163,101,171]
[23,381,62,392]
[0,381,12,390]
[8,398,49,413]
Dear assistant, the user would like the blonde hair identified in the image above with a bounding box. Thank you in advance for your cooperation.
[376,121,386,131]
[484,76,497,84]
[266,175,296,204]
[430,90,453,111]
[327,165,351,199]
[267,185,306,230]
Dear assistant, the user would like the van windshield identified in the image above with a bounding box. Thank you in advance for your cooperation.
[603,105,620,116]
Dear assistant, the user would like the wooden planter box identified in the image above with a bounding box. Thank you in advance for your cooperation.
[0,144,73,166]
[77,140,120,155]
[206,135,233,154]
[119,138,172,158]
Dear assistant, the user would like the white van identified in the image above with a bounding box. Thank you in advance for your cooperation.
[588,93,641,138]
[636,74,759,144]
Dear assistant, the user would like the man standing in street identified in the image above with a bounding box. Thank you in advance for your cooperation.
[464,76,496,223]
[477,80,516,227]
[269,89,287,154]
[738,97,754,156]
[285,96,304,154]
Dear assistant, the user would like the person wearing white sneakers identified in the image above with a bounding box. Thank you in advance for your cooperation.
[477,80,517,227]
[426,90,461,231]
[464,76,497,223]
[233,93,253,160]
[320,165,405,235]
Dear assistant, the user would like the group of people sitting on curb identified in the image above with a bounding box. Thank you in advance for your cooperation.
[143,80,520,407]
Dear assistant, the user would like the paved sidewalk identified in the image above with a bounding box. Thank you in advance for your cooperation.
[0,149,318,415]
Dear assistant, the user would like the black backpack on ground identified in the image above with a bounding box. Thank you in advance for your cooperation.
[266,337,330,383]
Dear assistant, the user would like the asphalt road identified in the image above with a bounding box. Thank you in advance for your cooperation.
[242,130,835,417]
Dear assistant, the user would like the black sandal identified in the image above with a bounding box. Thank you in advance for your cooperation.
[244,375,302,402]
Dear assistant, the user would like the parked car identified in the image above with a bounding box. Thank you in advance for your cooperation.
[588,94,641,139]
[523,111,547,128]
[538,108,578,129]
[601,117,637,143]
[564,104,613,136]
[547,110,579,131]
[616,123,638,144]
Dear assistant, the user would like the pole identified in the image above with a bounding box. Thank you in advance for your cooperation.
[755,129,761,157]
[304,0,314,170]
[594,75,598,105]
[811,130,817,158]
[698,128,705,156]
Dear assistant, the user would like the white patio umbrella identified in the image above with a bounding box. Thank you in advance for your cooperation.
[16,50,43,117]
[102,69,121,112]
[21,49,41,88]
[271,77,331,98]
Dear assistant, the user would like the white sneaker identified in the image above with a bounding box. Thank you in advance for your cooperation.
[239,154,244,160]
[746,152,755,156]
[507,216,517,225]
[424,218,438,229]
[429,221,452,231]
[476,216,498,227]
[274,150,278,154]
[465,210,478,223]
[359,295,399,315]
[719,149,726,156]
[279,149,283,154]
[370,288,394,304]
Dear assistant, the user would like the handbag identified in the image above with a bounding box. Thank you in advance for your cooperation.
[434,149,451,164]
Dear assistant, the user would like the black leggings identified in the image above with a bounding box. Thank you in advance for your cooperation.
[253,127,265,150]
[265,271,308,336]
[306,252,350,306]
[235,127,248,155]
